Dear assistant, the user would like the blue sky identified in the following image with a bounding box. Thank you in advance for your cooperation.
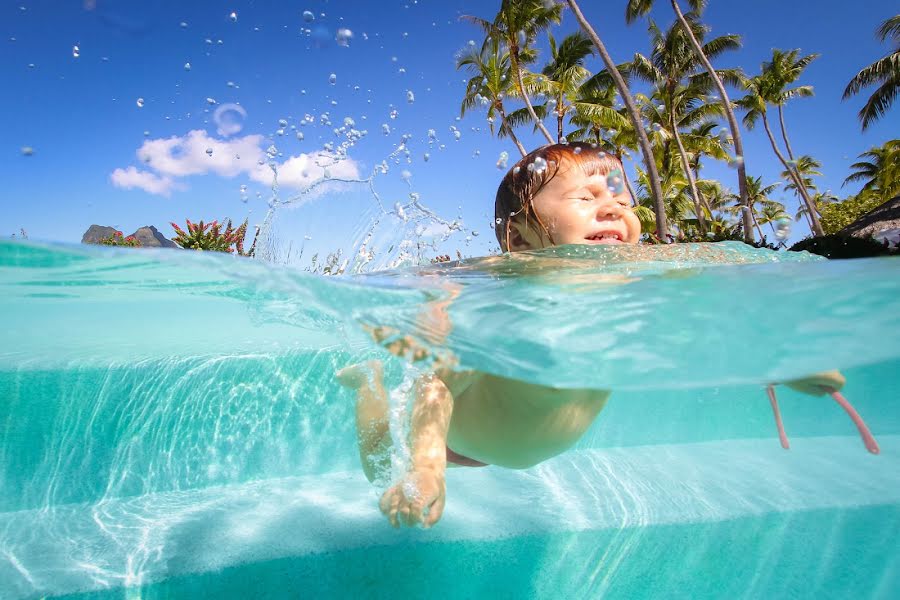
[2,0,897,257]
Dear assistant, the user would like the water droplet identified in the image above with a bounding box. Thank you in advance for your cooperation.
[296,131,304,141]
[278,118,288,128]
[180,21,188,28]
[529,156,548,174]
[389,109,399,120]
[302,10,315,23]
[72,45,80,58]
[205,147,214,156]
[328,73,336,85]
[496,151,509,170]
[400,169,412,181]
[775,217,792,241]
[229,11,237,22]
[335,28,353,47]
[382,123,391,135]
[573,147,582,154]
[453,130,461,141]
[136,97,144,108]
[213,103,247,136]
[20,146,34,156]
[406,90,415,103]
[423,152,430,162]
[143,130,150,136]
[206,97,217,105]
[512,166,521,175]
[606,169,625,195]
[729,155,744,169]
[184,62,192,71]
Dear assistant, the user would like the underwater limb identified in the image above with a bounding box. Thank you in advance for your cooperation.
[764,385,880,454]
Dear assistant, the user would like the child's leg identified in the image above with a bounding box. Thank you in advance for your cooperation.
[338,360,392,483]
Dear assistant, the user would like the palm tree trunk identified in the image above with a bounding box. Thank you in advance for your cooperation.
[672,121,707,235]
[498,103,527,156]
[566,0,669,240]
[510,46,555,145]
[777,105,796,161]
[557,99,564,143]
[616,150,639,202]
[760,112,825,236]
[753,213,765,242]
[669,0,754,243]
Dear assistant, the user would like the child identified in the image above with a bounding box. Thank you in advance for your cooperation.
[338,142,877,530]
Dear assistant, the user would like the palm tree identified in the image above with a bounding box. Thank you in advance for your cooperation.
[744,176,781,241]
[629,17,741,235]
[533,31,594,142]
[781,155,822,230]
[457,38,528,156]
[760,49,819,163]
[758,202,791,241]
[738,75,825,236]
[463,0,561,145]
[626,0,755,243]
[843,139,900,202]
[844,14,900,130]
[566,0,669,239]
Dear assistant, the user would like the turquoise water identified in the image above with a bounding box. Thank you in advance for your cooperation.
[1,239,899,599]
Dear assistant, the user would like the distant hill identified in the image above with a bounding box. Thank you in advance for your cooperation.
[81,225,179,249]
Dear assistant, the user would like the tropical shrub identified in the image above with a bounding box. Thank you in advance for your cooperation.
[819,193,886,234]
[170,218,258,256]
[100,231,142,247]
[789,234,897,258]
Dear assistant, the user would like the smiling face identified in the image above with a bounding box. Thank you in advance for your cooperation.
[506,156,642,251]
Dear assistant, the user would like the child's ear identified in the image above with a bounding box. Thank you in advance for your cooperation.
[507,219,535,252]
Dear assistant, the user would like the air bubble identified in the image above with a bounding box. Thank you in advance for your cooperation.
[335,28,353,47]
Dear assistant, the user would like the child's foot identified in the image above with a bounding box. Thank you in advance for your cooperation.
[379,466,447,529]
[783,370,846,396]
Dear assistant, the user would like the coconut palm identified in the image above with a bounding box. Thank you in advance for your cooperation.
[531,31,595,142]
[629,17,741,235]
[781,155,822,230]
[843,140,900,202]
[737,75,825,236]
[565,0,669,239]
[457,38,528,156]
[758,202,791,241]
[844,15,900,130]
[759,49,819,162]
[463,0,562,145]
[626,0,755,243]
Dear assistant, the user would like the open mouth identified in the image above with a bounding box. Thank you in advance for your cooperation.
[585,232,624,244]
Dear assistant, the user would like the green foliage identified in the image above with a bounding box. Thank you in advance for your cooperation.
[170,218,259,256]
[789,234,897,258]
[843,14,900,130]
[819,193,886,234]
[100,231,142,248]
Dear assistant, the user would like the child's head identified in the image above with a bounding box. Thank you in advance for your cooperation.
[494,142,642,252]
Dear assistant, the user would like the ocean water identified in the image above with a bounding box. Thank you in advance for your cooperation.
[1,239,899,599]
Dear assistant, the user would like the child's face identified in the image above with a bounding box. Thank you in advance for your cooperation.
[512,160,642,249]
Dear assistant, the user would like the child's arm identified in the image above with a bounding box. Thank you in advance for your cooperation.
[379,373,453,529]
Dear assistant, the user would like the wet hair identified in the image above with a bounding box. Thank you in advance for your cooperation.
[494,142,626,251]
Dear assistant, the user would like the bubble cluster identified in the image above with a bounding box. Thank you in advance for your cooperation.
[774,217,792,241]
[527,156,548,174]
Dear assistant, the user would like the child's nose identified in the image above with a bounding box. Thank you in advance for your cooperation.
[595,199,622,219]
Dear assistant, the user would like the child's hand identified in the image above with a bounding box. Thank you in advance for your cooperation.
[379,467,446,529]
[782,370,846,396]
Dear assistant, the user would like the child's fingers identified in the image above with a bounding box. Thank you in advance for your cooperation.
[424,496,445,528]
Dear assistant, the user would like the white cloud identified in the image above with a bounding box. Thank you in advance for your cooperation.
[109,166,177,196]
[111,129,362,197]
